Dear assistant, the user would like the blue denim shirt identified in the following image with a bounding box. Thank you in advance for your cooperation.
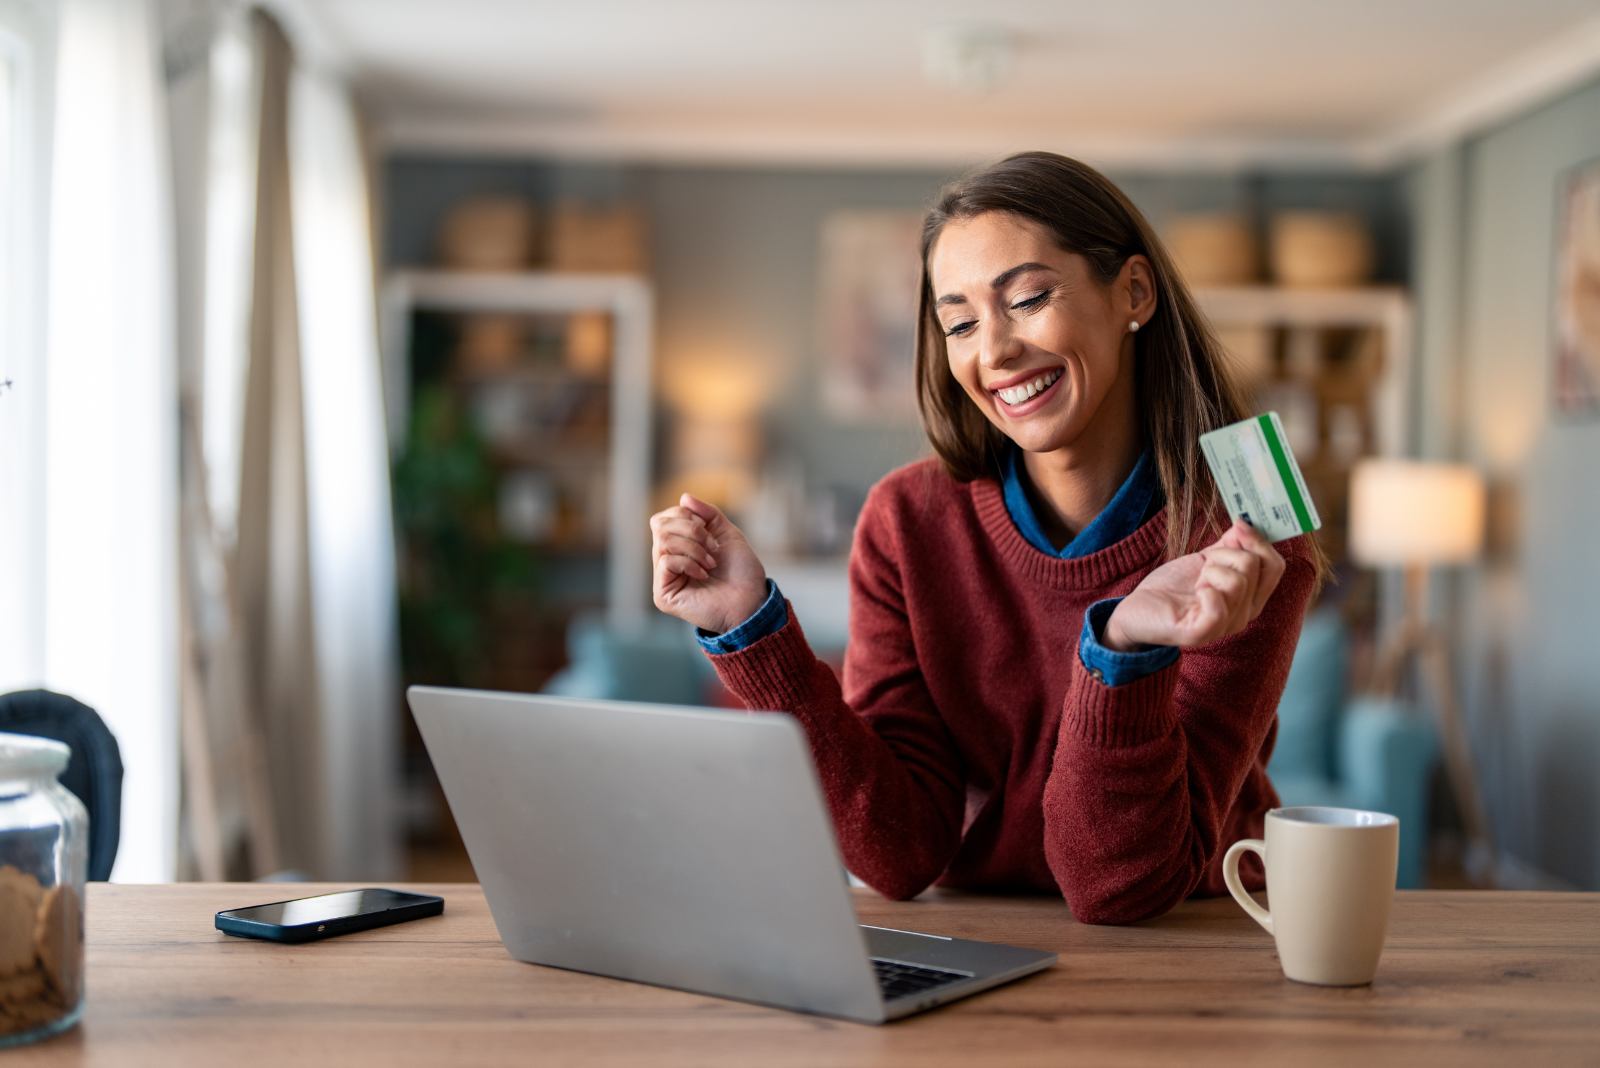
[1002,445,1158,561]
[698,449,1179,687]
[1003,447,1180,686]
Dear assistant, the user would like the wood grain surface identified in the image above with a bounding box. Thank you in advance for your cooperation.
[6,884,1598,1067]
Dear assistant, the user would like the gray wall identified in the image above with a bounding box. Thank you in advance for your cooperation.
[384,156,1408,506]
[385,159,951,501]
[1115,172,1410,284]
[643,167,948,499]
[1409,78,1600,889]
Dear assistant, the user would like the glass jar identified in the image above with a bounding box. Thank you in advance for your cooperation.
[0,732,87,1047]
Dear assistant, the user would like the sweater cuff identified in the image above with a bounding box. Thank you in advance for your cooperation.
[1078,598,1181,687]
[702,603,818,711]
[1062,651,1182,749]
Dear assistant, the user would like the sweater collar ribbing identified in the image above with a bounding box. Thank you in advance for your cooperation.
[970,477,1169,591]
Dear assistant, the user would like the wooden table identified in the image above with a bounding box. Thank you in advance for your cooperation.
[9,884,1599,1066]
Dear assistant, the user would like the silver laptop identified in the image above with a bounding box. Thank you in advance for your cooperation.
[407,686,1056,1024]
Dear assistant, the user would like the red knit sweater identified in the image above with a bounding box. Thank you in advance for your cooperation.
[707,459,1315,925]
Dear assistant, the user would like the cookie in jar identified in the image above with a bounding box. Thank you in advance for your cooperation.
[0,733,87,1047]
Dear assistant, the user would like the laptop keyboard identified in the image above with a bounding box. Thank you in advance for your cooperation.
[872,958,971,1001]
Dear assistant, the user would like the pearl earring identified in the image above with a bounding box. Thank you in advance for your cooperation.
[1129,320,1140,332]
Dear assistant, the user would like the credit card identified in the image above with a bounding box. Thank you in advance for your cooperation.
[1199,412,1322,543]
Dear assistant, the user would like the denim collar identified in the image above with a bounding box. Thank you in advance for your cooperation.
[1002,445,1160,559]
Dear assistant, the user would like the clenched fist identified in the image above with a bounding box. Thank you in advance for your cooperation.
[650,494,770,635]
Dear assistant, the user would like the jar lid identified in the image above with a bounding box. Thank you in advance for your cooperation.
[0,732,70,779]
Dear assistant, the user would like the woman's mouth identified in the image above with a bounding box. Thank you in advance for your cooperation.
[993,368,1063,409]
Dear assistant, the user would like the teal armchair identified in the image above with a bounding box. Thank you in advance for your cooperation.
[541,611,715,706]
[1267,608,1439,889]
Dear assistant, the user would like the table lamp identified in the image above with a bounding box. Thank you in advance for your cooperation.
[1348,459,1493,874]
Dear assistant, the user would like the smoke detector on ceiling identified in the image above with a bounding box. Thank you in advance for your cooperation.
[922,24,1015,94]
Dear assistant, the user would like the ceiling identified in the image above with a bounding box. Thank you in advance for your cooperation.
[283,0,1600,170]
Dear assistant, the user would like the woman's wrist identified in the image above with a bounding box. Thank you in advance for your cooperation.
[696,580,788,656]
[717,585,771,636]
[1101,603,1146,653]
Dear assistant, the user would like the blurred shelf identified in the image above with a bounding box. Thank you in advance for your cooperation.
[382,269,655,629]
[457,363,611,386]
[488,436,609,465]
[389,268,652,316]
[1192,284,1412,462]
[1192,285,1410,327]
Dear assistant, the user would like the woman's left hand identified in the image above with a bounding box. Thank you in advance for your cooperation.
[1102,519,1286,651]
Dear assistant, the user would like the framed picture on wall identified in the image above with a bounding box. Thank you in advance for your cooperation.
[816,210,924,422]
[1553,159,1600,416]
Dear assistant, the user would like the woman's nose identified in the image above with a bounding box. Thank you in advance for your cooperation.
[978,322,1023,369]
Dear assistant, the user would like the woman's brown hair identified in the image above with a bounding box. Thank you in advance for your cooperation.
[916,150,1321,577]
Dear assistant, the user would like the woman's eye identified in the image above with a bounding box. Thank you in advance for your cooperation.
[1011,292,1047,311]
[944,320,977,338]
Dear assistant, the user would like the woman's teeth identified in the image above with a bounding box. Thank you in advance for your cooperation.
[995,369,1062,407]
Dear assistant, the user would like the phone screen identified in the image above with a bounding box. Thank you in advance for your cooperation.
[220,889,428,926]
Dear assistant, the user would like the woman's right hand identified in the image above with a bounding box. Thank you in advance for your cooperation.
[1103,518,1285,651]
[650,493,770,635]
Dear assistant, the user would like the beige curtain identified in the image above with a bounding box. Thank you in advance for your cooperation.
[169,6,292,881]
[173,8,401,881]
[233,9,313,876]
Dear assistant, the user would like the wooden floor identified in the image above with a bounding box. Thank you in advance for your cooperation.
[405,807,476,882]
[405,838,476,882]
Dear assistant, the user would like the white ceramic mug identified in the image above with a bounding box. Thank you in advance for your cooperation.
[1223,806,1399,986]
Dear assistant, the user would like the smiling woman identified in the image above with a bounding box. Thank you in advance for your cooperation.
[649,152,1325,924]
[917,153,1249,568]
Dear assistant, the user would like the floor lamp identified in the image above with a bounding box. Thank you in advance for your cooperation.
[1348,459,1494,875]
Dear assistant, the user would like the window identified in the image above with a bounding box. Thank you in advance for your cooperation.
[0,0,52,692]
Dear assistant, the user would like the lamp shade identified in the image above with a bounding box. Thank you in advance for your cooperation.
[1348,460,1486,566]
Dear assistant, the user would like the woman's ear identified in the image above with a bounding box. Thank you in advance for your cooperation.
[1124,255,1158,327]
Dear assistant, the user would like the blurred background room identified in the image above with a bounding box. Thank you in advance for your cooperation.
[1,0,1599,895]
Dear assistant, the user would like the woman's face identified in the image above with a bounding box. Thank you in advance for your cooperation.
[928,211,1154,457]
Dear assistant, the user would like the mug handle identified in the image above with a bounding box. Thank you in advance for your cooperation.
[1223,838,1273,935]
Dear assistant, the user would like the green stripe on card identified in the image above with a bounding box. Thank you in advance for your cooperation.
[1257,413,1314,534]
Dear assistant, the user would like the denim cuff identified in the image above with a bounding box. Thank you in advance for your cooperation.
[1078,597,1180,687]
[696,579,788,655]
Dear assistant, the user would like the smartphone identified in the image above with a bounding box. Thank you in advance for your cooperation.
[215,888,444,943]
